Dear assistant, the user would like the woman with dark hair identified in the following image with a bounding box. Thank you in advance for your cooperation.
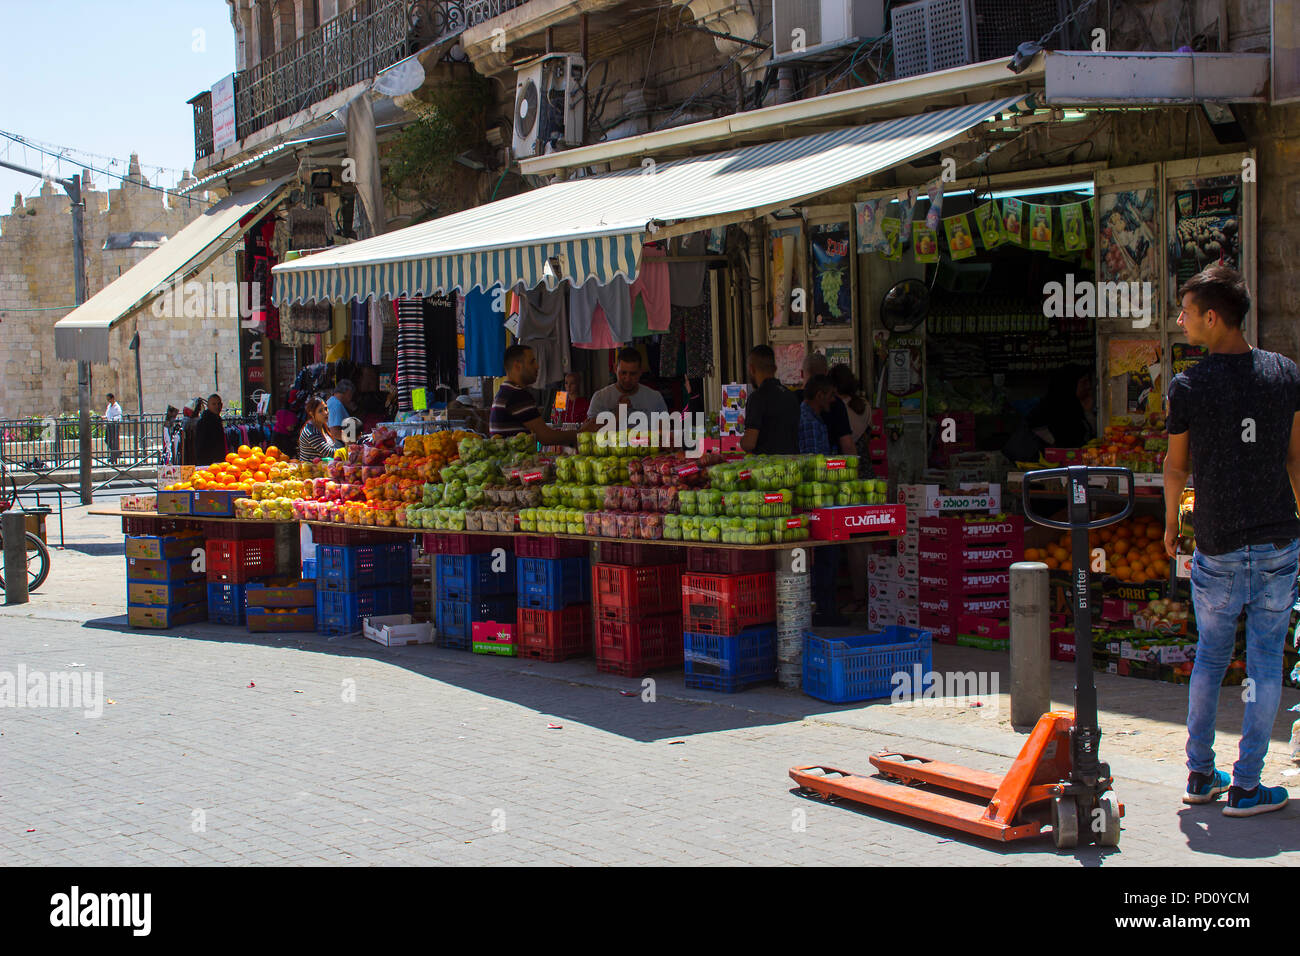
[297,397,338,461]
[830,364,870,447]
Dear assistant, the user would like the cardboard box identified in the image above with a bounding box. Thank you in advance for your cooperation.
[120,494,157,513]
[471,620,516,656]
[808,504,907,540]
[1051,628,1075,661]
[956,633,1008,652]
[917,542,1018,570]
[127,580,206,607]
[245,578,316,609]
[157,465,194,490]
[125,532,203,561]
[917,612,956,644]
[155,491,193,515]
[898,483,1001,516]
[128,602,206,629]
[957,615,1010,640]
[919,514,1023,545]
[868,604,919,629]
[918,567,1010,594]
[191,489,238,517]
[363,614,433,647]
[919,589,1010,618]
[126,555,202,582]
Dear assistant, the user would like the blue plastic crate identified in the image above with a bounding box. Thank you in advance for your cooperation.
[436,596,517,649]
[683,626,777,691]
[316,543,412,591]
[436,553,515,602]
[802,626,933,704]
[207,581,250,626]
[315,586,412,636]
[516,556,590,611]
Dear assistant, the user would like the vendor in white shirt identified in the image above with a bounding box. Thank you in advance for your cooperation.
[104,393,123,462]
[584,348,668,428]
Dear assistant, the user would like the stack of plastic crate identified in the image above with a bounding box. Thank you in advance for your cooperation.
[435,548,515,650]
[203,524,278,626]
[315,541,413,636]
[592,561,684,675]
[516,537,593,661]
[681,557,778,693]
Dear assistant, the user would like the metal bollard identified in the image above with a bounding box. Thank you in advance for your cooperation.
[1009,561,1050,728]
[3,510,29,605]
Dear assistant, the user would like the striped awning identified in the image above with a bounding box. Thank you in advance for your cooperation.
[272,97,1022,305]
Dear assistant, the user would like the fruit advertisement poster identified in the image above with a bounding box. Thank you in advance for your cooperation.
[1170,342,1208,376]
[943,213,977,260]
[769,225,803,329]
[1097,187,1157,285]
[1028,204,1053,251]
[1107,338,1162,417]
[810,222,852,327]
[1167,174,1242,307]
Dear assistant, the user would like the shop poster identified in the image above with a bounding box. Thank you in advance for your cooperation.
[1028,204,1053,251]
[775,341,807,387]
[1107,338,1162,417]
[1167,174,1242,308]
[1170,342,1208,376]
[855,199,883,253]
[719,383,748,436]
[810,222,852,327]
[973,201,1004,250]
[1061,202,1088,252]
[913,224,939,263]
[1097,187,1157,285]
[823,343,854,371]
[1001,198,1025,245]
[880,218,903,261]
[943,213,977,260]
[769,226,802,329]
[884,332,925,427]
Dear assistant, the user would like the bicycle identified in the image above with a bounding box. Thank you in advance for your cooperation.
[0,460,51,593]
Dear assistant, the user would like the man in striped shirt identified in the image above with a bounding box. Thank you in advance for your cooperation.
[489,344,583,446]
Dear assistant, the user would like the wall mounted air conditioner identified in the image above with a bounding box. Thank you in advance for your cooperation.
[772,0,887,61]
[512,53,586,160]
[892,0,1075,79]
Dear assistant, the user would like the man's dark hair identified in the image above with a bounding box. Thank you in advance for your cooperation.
[334,379,354,396]
[503,344,533,370]
[804,374,834,402]
[616,347,642,366]
[749,344,776,373]
[107,393,115,400]
[208,393,221,403]
[1179,264,1251,329]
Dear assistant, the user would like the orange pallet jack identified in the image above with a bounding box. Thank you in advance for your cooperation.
[791,466,1134,849]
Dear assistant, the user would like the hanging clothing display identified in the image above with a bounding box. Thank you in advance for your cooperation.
[569,275,632,345]
[288,205,333,251]
[369,298,385,363]
[659,306,686,378]
[423,294,458,393]
[395,298,427,412]
[455,295,467,380]
[350,301,370,365]
[669,231,709,308]
[463,286,505,377]
[629,245,671,331]
[517,283,571,387]
[675,277,713,379]
[573,308,621,350]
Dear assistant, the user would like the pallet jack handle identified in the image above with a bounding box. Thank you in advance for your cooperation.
[1021,466,1134,788]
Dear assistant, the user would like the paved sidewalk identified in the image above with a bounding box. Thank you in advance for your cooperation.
[4,502,1298,865]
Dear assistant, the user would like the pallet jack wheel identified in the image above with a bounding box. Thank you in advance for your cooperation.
[1096,791,1122,847]
[1052,796,1079,849]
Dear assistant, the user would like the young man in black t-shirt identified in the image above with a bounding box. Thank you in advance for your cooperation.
[1164,264,1300,817]
[740,345,800,455]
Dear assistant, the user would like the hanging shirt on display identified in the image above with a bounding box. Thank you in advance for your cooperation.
[669,231,708,308]
[569,275,633,345]
[629,245,672,332]
[516,283,571,387]
[464,286,506,377]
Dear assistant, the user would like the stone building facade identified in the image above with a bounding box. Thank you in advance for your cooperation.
[0,156,240,419]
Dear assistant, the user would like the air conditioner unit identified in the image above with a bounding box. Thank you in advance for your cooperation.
[512,53,585,160]
[772,0,887,61]
[892,0,1075,79]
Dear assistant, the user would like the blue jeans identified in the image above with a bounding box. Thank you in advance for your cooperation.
[1186,540,1300,790]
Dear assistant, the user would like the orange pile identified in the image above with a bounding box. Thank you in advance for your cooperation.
[169,445,295,492]
[1024,514,1170,584]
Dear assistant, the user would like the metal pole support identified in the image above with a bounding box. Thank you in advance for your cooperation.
[3,510,29,605]
[1009,560,1050,728]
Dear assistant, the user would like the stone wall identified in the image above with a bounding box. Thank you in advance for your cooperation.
[0,156,241,419]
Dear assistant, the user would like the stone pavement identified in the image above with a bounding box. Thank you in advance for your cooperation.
[3,499,1299,865]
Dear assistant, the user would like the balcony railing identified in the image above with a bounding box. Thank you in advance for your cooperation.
[193,0,530,162]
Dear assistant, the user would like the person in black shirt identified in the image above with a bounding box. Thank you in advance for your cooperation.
[741,345,800,455]
[1164,264,1300,817]
[194,393,227,466]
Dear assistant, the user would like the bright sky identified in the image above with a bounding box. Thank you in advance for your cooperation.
[0,1,235,226]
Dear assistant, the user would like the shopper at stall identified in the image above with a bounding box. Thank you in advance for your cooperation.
[799,375,848,627]
[490,344,585,447]
[741,345,800,455]
[552,372,591,426]
[585,348,668,427]
[297,397,339,462]
[803,353,855,455]
[832,364,873,613]
[1164,264,1300,818]
[194,393,226,466]
[104,393,123,462]
[326,380,355,443]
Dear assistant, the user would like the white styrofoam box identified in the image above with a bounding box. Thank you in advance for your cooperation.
[363,614,434,647]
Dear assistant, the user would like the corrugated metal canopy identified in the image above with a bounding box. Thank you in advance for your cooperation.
[272,97,1021,305]
[54,177,291,363]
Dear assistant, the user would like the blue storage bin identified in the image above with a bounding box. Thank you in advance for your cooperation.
[207,581,249,626]
[683,626,777,692]
[802,626,933,704]
[436,595,517,649]
[436,553,515,601]
[315,585,411,636]
[516,556,590,611]
[316,543,412,591]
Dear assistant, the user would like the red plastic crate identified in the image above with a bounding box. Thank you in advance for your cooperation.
[592,563,683,620]
[198,520,277,540]
[206,537,276,583]
[517,605,592,661]
[599,541,685,566]
[685,548,774,574]
[423,533,509,555]
[681,571,776,635]
[594,613,683,676]
[515,535,589,559]
[122,516,197,536]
